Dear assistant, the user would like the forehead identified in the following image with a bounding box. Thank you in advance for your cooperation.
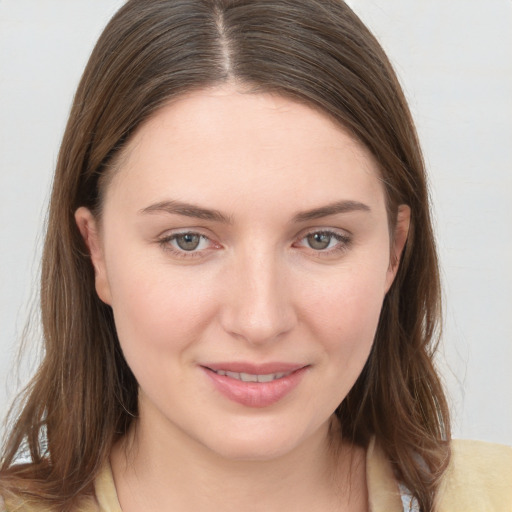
[105,85,386,217]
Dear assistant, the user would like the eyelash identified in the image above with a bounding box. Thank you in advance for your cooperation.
[158,232,217,260]
[293,230,352,256]
[157,229,352,260]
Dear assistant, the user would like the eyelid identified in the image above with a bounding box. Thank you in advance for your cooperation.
[293,227,352,255]
[156,226,352,260]
[296,226,351,240]
[157,229,221,259]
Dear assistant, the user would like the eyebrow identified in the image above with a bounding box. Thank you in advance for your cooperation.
[139,199,370,224]
[292,200,371,222]
[139,200,233,224]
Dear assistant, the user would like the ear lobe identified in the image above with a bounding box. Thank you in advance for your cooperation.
[74,207,112,305]
[385,204,411,292]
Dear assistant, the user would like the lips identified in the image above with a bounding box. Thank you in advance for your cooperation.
[201,362,308,408]
[210,369,293,382]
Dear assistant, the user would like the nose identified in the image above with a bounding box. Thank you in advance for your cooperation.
[219,248,297,345]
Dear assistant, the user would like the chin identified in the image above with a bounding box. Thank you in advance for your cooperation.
[206,436,299,462]
[194,418,325,462]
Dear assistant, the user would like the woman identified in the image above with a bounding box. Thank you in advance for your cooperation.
[1,1,510,511]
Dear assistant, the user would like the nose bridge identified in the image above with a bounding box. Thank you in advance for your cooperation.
[221,243,296,344]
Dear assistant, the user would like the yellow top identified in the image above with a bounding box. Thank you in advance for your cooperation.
[367,439,512,512]
[3,439,512,511]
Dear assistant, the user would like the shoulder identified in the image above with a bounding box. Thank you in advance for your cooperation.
[0,493,98,512]
[0,461,117,512]
[436,439,512,512]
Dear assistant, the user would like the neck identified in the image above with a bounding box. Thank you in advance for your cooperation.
[111,412,367,512]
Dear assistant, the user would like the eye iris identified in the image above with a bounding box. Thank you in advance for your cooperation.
[176,234,201,251]
[307,233,331,250]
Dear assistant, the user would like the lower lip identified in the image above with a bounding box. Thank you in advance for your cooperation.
[202,366,308,408]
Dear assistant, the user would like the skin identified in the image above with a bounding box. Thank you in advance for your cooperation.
[76,84,410,512]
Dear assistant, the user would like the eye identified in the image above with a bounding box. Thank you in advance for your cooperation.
[173,233,204,251]
[306,232,335,250]
[158,231,218,258]
[295,230,351,254]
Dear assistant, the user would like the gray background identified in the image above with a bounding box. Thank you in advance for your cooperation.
[1,0,511,445]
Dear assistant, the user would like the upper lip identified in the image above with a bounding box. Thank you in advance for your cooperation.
[202,362,308,374]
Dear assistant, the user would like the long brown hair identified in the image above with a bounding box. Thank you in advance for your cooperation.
[1,1,450,510]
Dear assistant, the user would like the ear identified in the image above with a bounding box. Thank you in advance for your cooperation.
[385,204,411,292]
[75,207,112,305]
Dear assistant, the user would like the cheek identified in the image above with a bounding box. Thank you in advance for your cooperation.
[105,251,220,368]
[299,260,388,377]
[312,281,382,411]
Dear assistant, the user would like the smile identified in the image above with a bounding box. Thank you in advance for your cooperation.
[210,370,293,382]
[202,364,309,408]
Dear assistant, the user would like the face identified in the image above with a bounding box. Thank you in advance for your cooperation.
[76,85,409,461]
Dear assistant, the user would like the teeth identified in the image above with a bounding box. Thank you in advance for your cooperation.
[240,372,258,382]
[256,374,275,383]
[213,370,292,382]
